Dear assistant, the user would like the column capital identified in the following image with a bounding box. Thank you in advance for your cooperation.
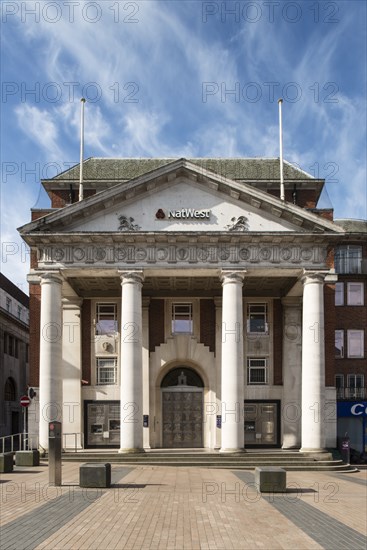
[119,270,144,286]
[39,271,63,285]
[220,270,246,285]
[301,271,328,286]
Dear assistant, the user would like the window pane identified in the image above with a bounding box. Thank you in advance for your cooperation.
[335,283,344,306]
[96,357,117,385]
[247,304,267,333]
[335,246,362,274]
[335,330,344,358]
[347,283,364,306]
[172,303,193,334]
[347,331,364,358]
[247,358,267,385]
[96,303,118,334]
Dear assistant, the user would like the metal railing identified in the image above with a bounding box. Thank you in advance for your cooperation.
[0,433,38,453]
[336,387,367,400]
[63,433,84,452]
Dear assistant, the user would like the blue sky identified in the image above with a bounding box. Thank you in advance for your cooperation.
[1,0,366,292]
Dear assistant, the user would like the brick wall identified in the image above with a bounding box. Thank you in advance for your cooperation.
[81,300,91,385]
[334,276,367,379]
[200,299,215,353]
[324,284,336,386]
[149,299,165,352]
[29,284,41,386]
[267,189,317,208]
[273,299,283,385]
[49,189,96,208]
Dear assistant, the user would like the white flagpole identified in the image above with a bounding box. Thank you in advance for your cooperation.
[278,98,285,201]
[79,98,86,201]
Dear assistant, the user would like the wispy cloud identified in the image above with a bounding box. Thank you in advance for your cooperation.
[15,104,63,161]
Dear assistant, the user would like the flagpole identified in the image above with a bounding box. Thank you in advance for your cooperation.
[79,98,86,201]
[278,98,285,201]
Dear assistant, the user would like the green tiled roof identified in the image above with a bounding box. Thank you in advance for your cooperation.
[52,157,315,182]
[334,219,367,233]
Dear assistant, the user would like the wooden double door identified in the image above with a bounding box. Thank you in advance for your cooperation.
[162,389,203,448]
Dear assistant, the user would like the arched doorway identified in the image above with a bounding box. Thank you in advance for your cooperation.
[161,367,204,448]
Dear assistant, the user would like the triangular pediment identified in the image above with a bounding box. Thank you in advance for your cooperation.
[19,159,344,238]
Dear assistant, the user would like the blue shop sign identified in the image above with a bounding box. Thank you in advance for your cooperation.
[337,401,367,417]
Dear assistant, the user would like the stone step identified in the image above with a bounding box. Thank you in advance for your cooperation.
[54,451,355,471]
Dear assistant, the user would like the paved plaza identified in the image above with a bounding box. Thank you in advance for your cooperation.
[1,462,366,549]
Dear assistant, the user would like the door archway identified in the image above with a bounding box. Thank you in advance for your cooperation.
[161,367,204,448]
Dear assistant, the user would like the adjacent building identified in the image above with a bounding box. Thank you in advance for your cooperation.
[0,273,29,437]
[18,157,366,453]
[333,219,367,454]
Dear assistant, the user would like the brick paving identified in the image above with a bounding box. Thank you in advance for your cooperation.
[0,462,366,550]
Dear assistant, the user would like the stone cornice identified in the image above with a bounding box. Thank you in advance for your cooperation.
[20,231,343,247]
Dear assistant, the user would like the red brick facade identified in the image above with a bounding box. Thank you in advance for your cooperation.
[81,300,92,385]
[200,299,216,353]
[273,299,283,385]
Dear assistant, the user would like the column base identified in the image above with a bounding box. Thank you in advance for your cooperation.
[118,448,145,454]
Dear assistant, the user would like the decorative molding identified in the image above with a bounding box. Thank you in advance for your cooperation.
[226,216,249,232]
[37,243,328,268]
[117,215,141,231]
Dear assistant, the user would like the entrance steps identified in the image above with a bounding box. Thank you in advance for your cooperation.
[58,449,356,471]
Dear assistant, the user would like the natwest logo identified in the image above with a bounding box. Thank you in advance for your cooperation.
[155,208,211,220]
[169,208,210,219]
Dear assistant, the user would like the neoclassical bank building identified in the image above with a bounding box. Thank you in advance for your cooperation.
[19,157,347,453]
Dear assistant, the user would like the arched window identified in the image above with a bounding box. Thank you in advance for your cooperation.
[4,377,16,401]
[161,367,204,388]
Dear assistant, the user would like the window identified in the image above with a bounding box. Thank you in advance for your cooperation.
[347,330,364,358]
[247,358,268,384]
[4,333,8,355]
[6,297,11,312]
[14,339,18,359]
[335,245,362,274]
[346,374,365,399]
[335,374,344,399]
[4,377,16,401]
[96,303,118,335]
[8,335,13,356]
[335,330,344,358]
[247,304,268,333]
[172,303,193,334]
[347,283,364,306]
[96,358,117,385]
[335,283,344,306]
[17,305,22,319]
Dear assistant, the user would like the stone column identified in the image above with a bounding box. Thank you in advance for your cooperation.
[119,271,144,453]
[214,297,222,450]
[282,297,302,449]
[300,272,326,452]
[39,272,63,450]
[62,296,83,450]
[142,297,150,449]
[220,271,245,452]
